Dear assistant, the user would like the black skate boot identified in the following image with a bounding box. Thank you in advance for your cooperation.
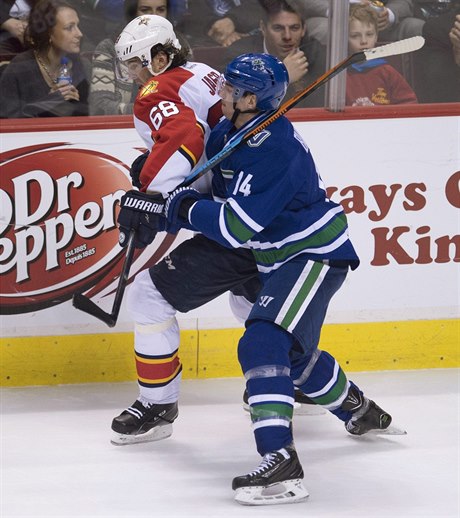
[111,398,178,445]
[342,385,398,435]
[243,388,324,416]
[232,445,309,505]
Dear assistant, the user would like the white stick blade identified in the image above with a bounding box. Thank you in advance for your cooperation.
[364,36,425,60]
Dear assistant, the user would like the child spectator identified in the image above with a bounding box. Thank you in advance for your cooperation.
[346,3,417,106]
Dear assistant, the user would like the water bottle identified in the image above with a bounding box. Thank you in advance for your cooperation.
[57,57,72,85]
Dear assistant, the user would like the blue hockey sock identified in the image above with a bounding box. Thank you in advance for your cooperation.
[238,320,295,455]
[295,350,363,422]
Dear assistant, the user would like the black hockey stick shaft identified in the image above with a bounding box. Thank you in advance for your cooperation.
[72,36,424,327]
[72,229,136,327]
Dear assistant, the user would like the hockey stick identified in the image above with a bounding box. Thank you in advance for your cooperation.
[72,36,424,327]
[178,36,425,188]
[73,229,136,327]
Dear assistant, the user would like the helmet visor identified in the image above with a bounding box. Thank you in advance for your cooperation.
[115,57,144,84]
[217,74,245,103]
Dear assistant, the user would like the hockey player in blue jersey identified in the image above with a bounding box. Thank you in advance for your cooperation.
[160,53,402,505]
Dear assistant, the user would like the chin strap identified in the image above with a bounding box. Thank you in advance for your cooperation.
[230,104,241,125]
[230,103,259,125]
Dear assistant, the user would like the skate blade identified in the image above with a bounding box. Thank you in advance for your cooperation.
[367,423,407,436]
[243,402,325,416]
[350,423,407,437]
[111,423,173,445]
[234,479,309,506]
[294,404,326,416]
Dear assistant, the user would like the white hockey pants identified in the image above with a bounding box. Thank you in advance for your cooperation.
[126,269,181,404]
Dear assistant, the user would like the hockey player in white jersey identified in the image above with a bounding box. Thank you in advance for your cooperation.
[159,53,404,505]
[111,15,268,445]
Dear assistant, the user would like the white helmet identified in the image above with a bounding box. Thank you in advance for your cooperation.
[115,15,181,76]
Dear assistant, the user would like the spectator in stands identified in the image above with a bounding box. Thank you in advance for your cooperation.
[362,0,425,41]
[175,0,330,49]
[346,4,417,105]
[0,1,35,59]
[174,0,262,48]
[89,0,172,116]
[0,0,89,118]
[279,0,425,47]
[66,0,124,54]
[210,0,331,46]
[225,0,327,108]
[412,6,460,102]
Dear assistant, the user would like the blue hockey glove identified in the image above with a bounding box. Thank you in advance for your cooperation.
[117,190,166,248]
[130,151,149,189]
[164,187,203,229]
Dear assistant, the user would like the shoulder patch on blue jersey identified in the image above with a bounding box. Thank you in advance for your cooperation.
[247,130,271,147]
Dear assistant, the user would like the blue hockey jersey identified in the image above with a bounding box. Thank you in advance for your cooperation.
[188,114,360,275]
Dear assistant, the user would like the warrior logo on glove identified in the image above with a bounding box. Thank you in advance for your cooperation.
[121,192,165,214]
[118,190,167,249]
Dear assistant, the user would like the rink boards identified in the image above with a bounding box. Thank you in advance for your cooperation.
[1,105,459,386]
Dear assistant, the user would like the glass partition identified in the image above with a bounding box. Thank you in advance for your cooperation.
[0,0,459,119]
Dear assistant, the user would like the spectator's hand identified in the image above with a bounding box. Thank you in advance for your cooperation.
[52,83,80,102]
[283,49,309,84]
[221,31,247,47]
[208,17,237,46]
[376,8,390,32]
[449,14,460,67]
[1,17,28,44]
[360,1,390,31]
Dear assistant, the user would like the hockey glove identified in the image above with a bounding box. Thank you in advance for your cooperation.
[164,187,203,230]
[117,190,166,248]
[130,151,149,189]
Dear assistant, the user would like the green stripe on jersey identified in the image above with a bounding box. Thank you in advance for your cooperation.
[225,205,255,243]
[252,213,347,266]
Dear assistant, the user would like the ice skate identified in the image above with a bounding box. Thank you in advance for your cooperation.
[243,388,325,416]
[111,398,178,445]
[232,445,309,506]
[343,386,406,436]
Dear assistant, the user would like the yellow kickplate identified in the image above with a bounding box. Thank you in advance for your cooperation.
[1,319,458,387]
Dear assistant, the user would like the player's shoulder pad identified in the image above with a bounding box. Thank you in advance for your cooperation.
[246,130,271,148]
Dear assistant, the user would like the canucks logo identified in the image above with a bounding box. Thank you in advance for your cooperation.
[247,130,271,147]
[251,58,265,71]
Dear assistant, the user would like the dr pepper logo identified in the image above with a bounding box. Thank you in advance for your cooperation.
[0,143,132,314]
